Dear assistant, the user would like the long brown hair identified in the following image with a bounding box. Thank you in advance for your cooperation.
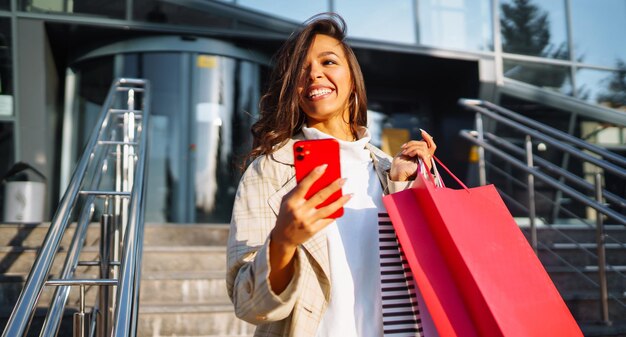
[246,13,368,164]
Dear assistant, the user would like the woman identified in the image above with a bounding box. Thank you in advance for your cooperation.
[227,13,436,337]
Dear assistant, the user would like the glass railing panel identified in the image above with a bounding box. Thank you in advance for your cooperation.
[419,0,493,51]
[500,0,568,59]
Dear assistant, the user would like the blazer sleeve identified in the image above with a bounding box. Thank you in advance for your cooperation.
[226,156,304,324]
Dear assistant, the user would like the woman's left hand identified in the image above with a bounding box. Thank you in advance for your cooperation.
[390,129,436,182]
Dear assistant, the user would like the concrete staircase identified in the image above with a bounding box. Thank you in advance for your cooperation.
[4,221,626,336]
[521,223,626,337]
[0,223,254,337]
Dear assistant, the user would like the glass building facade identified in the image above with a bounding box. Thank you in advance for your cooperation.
[0,0,624,223]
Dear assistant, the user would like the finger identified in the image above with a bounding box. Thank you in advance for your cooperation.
[311,193,353,222]
[420,129,435,149]
[292,164,328,199]
[401,146,432,168]
[401,141,428,157]
[304,177,346,209]
[308,218,335,234]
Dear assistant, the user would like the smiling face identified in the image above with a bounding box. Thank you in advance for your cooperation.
[297,34,354,137]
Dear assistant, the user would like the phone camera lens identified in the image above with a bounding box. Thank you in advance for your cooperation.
[296,154,305,161]
[296,146,304,152]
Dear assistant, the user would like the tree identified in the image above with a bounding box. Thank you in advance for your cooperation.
[597,60,626,109]
[501,0,551,57]
[500,0,569,91]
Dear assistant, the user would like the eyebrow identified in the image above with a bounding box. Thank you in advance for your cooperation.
[317,51,339,58]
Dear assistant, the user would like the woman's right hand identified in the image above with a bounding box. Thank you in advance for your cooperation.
[268,164,351,293]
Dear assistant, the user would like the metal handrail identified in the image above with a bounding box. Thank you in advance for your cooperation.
[465,99,626,167]
[482,132,626,210]
[459,98,626,326]
[460,99,626,179]
[2,78,150,337]
[112,80,150,337]
[459,130,626,226]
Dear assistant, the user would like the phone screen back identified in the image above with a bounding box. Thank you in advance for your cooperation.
[293,139,343,218]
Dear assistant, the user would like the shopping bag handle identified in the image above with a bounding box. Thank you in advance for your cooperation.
[431,155,469,191]
[418,157,444,188]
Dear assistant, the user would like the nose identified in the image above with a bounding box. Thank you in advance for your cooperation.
[308,63,323,81]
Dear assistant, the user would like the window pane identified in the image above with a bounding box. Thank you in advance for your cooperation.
[571,0,626,68]
[0,121,14,175]
[237,0,328,23]
[500,0,568,59]
[576,67,626,111]
[0,0,9,10]
[134,0,236,27]
[20,0,126,19]
[335,0,415,44]
[0,17,12,118]
[419,0,493,51]
[503,59,572,95]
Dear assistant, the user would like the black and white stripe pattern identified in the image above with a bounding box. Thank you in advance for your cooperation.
[379,212,424,337]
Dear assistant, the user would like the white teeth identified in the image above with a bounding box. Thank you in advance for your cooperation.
[308,88,332,98]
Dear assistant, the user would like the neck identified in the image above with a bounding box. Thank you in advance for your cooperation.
[306,120,354,141]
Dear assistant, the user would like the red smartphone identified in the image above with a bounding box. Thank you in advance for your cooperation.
[293,139,344,218]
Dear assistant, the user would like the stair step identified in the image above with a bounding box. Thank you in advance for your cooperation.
[0,245,227,274]
[0,223,99,248]
[554,243,626,249]
[0,247,99,274]
[0,270,230,309]
[579,321,626,337]
[141,246,226,273]
[0,223,229,247]
[546,267,626,293]
[140,271,229,304]
[519,224,626,244]
[584,266,626,272]
[138,303,254,337]
[537,245,626,267]
[564,295,626,324]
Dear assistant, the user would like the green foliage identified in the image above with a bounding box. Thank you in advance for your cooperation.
[597,60,626,108]
[501,0,551,56]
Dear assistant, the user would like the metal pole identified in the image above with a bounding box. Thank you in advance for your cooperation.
[98,213,112,337]
[476,113,487,186]
[525,135,537,254]
[595,173,611,325]
[73,285,88,337]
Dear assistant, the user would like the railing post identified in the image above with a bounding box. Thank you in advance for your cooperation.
[475,112,487,186]
[595,173,611,325]
[98,212,113,337]
[73,285,89,337]
[525,135,537,254]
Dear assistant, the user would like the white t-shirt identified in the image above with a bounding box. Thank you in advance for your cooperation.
[302,127,385,337]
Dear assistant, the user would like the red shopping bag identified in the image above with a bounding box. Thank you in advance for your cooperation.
[382,157,583,337]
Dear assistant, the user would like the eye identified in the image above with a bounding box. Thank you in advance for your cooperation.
[322,59,337,66]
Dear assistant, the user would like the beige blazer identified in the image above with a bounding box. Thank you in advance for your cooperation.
[226,135,411,337]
